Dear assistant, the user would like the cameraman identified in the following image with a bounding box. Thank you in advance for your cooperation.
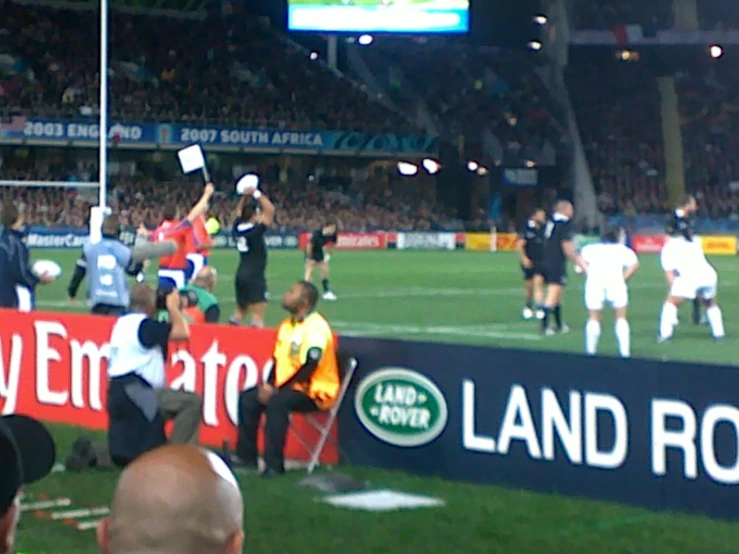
[181,266,220,324]
[106,284,190,466]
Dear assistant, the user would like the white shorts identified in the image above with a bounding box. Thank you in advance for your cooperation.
[584,281,628,311]
[670,272,717,301]
[186,253,206,279]
[15,286,33,312]
[158,268,186,290]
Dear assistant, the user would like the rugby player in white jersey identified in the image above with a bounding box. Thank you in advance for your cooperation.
[580,227,640,358]
[658,214,725,342]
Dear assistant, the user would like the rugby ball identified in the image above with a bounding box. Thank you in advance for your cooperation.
[32,259,62,280]
[235,173,259,196]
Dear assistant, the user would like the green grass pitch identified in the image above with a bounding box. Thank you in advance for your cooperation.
[15,249,739,554]
[34,249,738,366]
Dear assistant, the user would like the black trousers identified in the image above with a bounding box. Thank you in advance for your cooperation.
[92,304,126,316]
[237,387,318,472]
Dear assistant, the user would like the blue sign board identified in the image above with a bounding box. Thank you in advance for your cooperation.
[0,118,439,156]
[339,336,739,520]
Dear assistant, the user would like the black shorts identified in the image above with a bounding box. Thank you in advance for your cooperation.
[521,264,543,281]
[306,250,325,263]
[235,271,268,307]
[542,265,568,286]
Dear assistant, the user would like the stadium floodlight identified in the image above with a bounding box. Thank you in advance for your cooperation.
[467,160,479,172]
[710,45,724,59]
[477,166,489,176]
[310,51,319,60]
[533,14,548,25]
[397,161,419,176]
[528,40,542,51]
[358,34,374,46]
[525,160,536,168]
[422,159,441,174]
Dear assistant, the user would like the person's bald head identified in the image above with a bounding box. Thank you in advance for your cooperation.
[194,267,217,292]
[554,200,574,219]
[97,445,244,554]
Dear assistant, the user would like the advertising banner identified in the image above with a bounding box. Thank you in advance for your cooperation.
[298,232,387,250]
[0,117,439,156]
[0,310,337,463]
[338,336,739,519]
[396,232,457,251]
[24,227,299,250]
[465,233,492,251]
[495,232,518,251]
[632,234,667,254]
[701,235,737,256]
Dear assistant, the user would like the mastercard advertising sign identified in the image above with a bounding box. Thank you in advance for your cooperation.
[701,235,737,256]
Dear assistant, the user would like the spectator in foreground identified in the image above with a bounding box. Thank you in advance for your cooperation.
[0,414,56,554]
[181,266,221,323]
[97,444,244,554]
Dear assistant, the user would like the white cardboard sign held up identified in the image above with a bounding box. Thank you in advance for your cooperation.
[177,144,206,174]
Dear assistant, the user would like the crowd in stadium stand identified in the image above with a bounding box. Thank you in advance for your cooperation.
[0,2,413,133]
[572,0,739,31]
[567,48,739,220]
[0,168,458,232]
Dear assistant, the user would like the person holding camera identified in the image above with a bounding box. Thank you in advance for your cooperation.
[106,284,191,467]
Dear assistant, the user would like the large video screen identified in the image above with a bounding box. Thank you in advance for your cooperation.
[287,0,470,34]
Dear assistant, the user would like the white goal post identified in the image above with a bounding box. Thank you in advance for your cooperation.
[489,225,497,252]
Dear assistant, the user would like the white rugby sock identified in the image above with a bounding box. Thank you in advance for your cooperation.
[585,319,601,355]
[706,305,725,338]
[659,302,678,340]
[615,318,630,358]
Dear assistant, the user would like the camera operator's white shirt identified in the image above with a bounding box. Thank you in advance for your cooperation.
[661,236,717,300]
[581,242,637,310]
[107,313,165,388]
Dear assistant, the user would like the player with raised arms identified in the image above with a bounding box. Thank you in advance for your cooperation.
[140,183,214,292]
[580,227,640,358]
[305,219,338,301]
[658,211,725,342]
[229,175,276,328]
[185,213,215,282]
[539,200,588,335]
[516,208,546,320]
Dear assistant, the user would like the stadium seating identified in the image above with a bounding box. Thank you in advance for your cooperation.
[0,2,413,133]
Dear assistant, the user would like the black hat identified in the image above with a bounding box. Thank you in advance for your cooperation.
[0,415,56,516]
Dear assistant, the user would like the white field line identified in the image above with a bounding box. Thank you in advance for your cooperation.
[332,321,543,341]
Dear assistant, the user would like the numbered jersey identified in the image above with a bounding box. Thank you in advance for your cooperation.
[233,219,267,273]
[82,239,132,307]
[541,214,574,268]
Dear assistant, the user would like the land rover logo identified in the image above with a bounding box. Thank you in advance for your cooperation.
[354,367,448,447]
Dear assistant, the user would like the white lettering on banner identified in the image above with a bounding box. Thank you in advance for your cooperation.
[69,340,107,411]
[496,385,542,458]
[652,400,739,484]
[337,234,381,249]
[24,121,64,139]
[26,233,88,249]
[542,389,583,464]
[0,335,22,415]
[462,381,627,468]
[35,321,69,407]
[585,393,628,469]
[397,233,455,250]
[652,399,698,479]
[701,406,739,484]
[270,132,323,147]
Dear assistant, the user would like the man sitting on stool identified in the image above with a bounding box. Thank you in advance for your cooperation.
[236,281,340,477]
[106,284,190,467]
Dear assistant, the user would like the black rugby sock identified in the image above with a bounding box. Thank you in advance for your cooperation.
[554,305,563,330]
[692,298,701,325]
[322,279,330,293]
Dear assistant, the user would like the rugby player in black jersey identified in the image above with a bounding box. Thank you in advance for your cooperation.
[516,208,547,320]
[305,220,338,301]
[228,187,275,327]
[540,200,588,335]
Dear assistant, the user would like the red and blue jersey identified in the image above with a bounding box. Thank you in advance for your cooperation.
[153,219,193,269]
